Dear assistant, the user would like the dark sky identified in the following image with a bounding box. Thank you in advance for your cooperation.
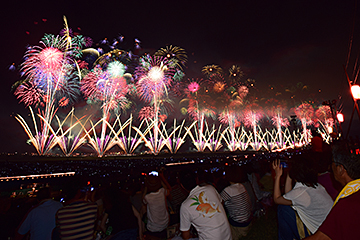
[1,0,360,153]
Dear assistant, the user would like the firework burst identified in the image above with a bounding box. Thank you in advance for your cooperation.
[14,82,44,107]
[154,45,187,70]
[81,66,129,114]
[135,56,176,102]
[138,106,155,121]
[228,65,243,84]
[202,64,222,77]
[295,102,315,143]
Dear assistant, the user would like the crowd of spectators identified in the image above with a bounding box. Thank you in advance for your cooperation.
[1,137,359,239]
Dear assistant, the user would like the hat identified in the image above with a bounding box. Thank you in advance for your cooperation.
[145,175,162,193]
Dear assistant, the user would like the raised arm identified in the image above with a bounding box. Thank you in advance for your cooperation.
[272,159,292,205]
[284,173,293,194]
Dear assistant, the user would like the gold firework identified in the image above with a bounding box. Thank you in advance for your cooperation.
[228,65,243,83]
[154,45,187,70]
[213,81,226,93]
[202,64,222,76]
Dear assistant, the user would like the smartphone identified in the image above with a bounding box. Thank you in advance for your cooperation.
[149,171,159,176]
[280,161,288,168]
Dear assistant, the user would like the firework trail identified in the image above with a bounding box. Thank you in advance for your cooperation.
[242,106,263,150]
[134,55,177,154]
[13,18,85,154]
[81,61,130,156]
[315,105,334,134]
[295,103,314,143]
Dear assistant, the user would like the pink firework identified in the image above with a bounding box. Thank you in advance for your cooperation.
[238,85,249,99]
[271,115,290,127]
[14,82,44,107]
[315,105,332,122]
[135,56,176,103]
[219,112,240,127]
[187,98,216,120]
[138,106,155,120]
[295,103,314,124]
[188,82,200,93]
[81,66,129,113]
[22,46,66,90]
[242,110,263,128]
[19,34,82,99]
[81,67,128,102]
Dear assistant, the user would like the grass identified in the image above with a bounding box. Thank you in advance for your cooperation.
[242,206,278,240]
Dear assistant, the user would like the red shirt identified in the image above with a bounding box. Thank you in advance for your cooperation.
[319,190,360,239]
[311,136,323,152]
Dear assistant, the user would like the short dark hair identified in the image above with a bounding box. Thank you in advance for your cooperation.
[332,141,360,180]
[179,169,197,191]
[289,152,318,188]
[37,187,51,201]
[225,165,246,183]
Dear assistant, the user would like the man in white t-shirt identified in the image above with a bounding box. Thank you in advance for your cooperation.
[179,170,231,240]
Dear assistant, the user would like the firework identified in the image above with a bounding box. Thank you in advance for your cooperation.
[315,105,334,134]
[154,45,188,70]
[238,86,249,99]
[295,103,314,143]
[14,21,84,155]
[80,62,130,156]
[135,56,175,102]
[138,106,155,121]
[14,82,44,107]
[213,81,226,93]
[94,49,131,68]
[133,55,177,154]
[242,108,263,150]
[228,65,243,84]
[81,66,129,114]
[202,64,222,77]
[188,82,200,93]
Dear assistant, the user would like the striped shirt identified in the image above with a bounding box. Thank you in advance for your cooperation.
[56,201,97,240]
[220,183,251,223]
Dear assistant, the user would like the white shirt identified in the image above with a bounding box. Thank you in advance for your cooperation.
[144,187,169,232]
[283,182,333,233]
[180,184,231,240]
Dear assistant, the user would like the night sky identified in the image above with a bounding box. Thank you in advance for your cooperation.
[1,0,360,153]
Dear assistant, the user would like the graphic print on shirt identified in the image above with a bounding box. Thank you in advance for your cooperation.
[190,191,220,218]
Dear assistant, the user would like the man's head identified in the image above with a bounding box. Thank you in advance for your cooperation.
[62,175,88,201]
[332,141,360,185]
[225,165,247,183]
[37,187,51,201]
[179,169,197,192]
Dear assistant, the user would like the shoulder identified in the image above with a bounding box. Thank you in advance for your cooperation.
[284,183,307,199]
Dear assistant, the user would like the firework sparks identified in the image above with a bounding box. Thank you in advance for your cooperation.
[14,82,44,107]
[154,45,187,70]
[295,103,314,143]
[228,65,243,84]
[138,106,155,121]
[188,82,200,93]
[202,64,222,77]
